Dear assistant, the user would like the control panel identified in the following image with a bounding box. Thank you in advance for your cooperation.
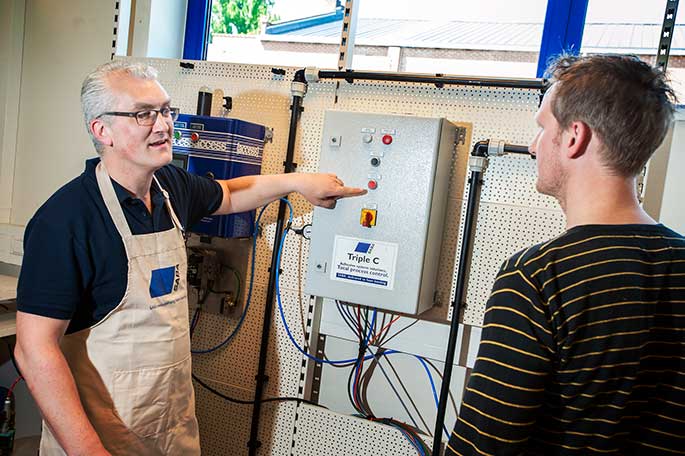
[306,111,457,315]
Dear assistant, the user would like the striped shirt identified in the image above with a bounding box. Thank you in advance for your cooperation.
[446,224,685,456]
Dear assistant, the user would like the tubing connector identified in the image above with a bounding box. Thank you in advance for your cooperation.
[471,139,489,157]
[468,155,488,173]
[304,67,320,83]
[291,69,308,98]
[487,139,506,157]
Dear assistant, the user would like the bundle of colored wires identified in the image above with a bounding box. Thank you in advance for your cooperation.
[272,199,443,455]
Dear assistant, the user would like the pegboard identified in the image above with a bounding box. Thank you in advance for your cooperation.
[457,202,566,325]
[132,57,565,455]
[193,376,297,456]
[292,404,435,456]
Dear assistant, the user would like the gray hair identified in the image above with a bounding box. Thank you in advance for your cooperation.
[81,60,159,153]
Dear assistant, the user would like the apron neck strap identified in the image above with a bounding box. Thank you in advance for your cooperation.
[152,175,185,234]
[95,160,133,240]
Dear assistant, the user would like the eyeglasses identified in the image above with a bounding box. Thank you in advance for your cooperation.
[98,107,180,126]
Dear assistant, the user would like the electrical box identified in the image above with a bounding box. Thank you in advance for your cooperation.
[172,114,267,238]
[306,111,457,315]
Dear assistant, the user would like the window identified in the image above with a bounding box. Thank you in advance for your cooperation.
[351,0,548,77]
[192,1,678,86]
[580,1,685,101]
[206,0,341,67]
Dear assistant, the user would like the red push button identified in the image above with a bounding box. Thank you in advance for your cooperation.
[367,180,378,190]
[190,132,200,142]
[382,134,393,145]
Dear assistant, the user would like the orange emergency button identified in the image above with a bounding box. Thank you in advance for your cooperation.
[360,209,377,228]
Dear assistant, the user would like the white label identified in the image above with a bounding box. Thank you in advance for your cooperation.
[236,143,261,157]
[331,235,398,290]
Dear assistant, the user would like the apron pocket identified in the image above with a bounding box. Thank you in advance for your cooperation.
[112,356,190,439]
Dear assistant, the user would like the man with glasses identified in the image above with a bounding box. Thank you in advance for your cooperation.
[14,60,365,456]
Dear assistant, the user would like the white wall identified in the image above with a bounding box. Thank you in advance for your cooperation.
[129,0,187,59]
[0,0,26,224]
[659,111,685,233]
[10,0,118,226]
[0,0,189,260]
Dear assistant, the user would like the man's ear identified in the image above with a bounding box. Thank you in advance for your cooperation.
[90,118,113,149]
[563,120,592,159]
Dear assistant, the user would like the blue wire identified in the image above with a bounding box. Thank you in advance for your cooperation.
[190,307,200,335]
[191,202,271,354]
[269,198,449,443]
[415,355,449,437]
[274,199,385,365]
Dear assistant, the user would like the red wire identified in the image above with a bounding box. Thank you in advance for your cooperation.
[369,315,401,346]
[7,376,22,397]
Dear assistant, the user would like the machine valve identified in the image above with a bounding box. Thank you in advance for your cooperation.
[360,209,377,227]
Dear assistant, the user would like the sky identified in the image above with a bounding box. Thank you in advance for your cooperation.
[272,0,685,24]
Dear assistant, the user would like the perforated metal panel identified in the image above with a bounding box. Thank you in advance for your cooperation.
[293,404,435,456]
[136,57,564,455]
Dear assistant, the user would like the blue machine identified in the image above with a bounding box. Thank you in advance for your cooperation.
[172,114,267,238]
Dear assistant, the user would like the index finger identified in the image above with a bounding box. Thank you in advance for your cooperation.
[336,186,367,198]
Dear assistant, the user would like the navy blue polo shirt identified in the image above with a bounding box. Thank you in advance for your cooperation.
[17,157,223,334]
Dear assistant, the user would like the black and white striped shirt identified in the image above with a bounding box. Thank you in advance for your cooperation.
[447,224,685,455]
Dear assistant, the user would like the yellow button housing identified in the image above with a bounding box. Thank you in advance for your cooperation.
[360,209,377,227]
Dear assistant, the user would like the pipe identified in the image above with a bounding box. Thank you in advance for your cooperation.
[431,142,487,455]
[247,69,307,455]
[504,144,530,155]
[431,138,530,454]
[308,68,547,91]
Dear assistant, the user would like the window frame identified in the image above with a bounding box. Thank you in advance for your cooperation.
[183,0,591,78]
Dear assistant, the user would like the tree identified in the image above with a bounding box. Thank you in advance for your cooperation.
[211,0,278,35]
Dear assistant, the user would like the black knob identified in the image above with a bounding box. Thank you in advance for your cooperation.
[370,157,381,167]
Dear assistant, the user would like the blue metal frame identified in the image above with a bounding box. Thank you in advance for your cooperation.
[536,0,590,77]
[183,0,212,60]
[266,8,344,35]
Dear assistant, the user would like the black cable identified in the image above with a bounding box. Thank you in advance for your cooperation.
[360,347,423,431]
[336,301,362,339]
[192,373,324,408]
[382,351,432,436]
[382,318,420,346]
[375,312,400,347]
[4,340,20,376]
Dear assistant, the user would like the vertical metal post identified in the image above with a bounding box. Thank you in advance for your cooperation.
[247,71,307,455]
[432,154,487,456]
[338,0,359,70]
[656,0,680,72]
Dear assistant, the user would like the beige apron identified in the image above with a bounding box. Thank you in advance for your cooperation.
[40,161,200,455]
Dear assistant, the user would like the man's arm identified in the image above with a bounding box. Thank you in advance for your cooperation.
[213,173,366,215]
[446,266,554,456]
[15,311,111,456]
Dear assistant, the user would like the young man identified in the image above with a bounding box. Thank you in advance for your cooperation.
[447,55,684,455]
[15,61,365,456]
